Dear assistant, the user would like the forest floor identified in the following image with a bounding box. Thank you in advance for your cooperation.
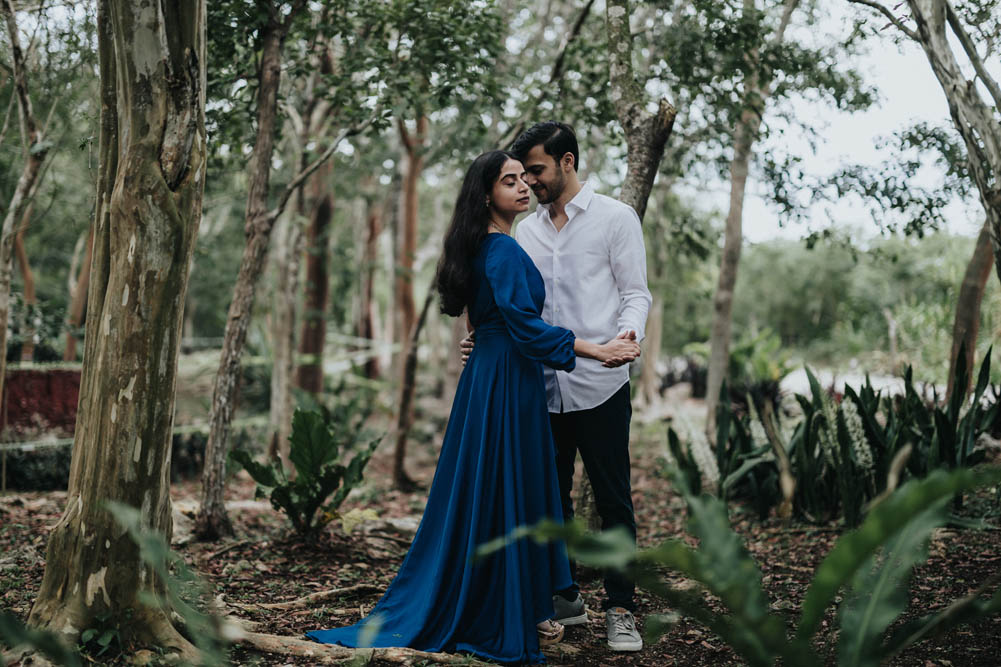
[2,393,1001,666]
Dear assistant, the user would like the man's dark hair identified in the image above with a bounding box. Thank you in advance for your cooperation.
[510,121,579,172]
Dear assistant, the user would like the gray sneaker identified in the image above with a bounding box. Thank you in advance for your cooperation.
[605,607,642,651]
[552,593,588,626]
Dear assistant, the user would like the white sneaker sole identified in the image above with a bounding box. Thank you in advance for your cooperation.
[607,639,643,652]
[555,612,588,626]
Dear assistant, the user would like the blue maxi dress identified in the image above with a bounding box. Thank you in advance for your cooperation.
[307,233,575,663]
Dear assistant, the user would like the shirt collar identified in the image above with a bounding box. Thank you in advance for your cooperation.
[539,181,594,223]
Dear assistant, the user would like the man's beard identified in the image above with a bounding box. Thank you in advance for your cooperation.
[535,171,565,205]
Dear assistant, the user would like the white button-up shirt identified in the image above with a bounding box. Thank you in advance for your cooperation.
[515,182,652,413]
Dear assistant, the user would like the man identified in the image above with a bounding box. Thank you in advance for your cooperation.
[464,121,651,652]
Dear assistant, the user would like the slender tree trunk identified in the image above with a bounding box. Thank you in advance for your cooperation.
[27,1,205,657]
[295,163,332,395]
[705,115,755,435]
[705,0,799,439]
[393,290,433,490]
[395,117,427,367]
[0,0,50,399]
[359,198,383,379]
[13,203,34,361]
[390,117,427,489]
[64,223,95,361]
[267,209,303,472]
[947,220,994,400]
[196,16,290,541]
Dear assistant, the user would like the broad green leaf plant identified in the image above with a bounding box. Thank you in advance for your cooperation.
[230,407,380,538]
[484,467,1001,666]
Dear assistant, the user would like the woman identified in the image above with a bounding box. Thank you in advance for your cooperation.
[307,151,640,663]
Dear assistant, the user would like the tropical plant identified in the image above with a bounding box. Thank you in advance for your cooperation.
[230,402,380,538]
[702,346,1000,525]
[485,466,1001,667]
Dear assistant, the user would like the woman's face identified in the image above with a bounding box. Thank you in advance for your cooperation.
[489,159,531,216]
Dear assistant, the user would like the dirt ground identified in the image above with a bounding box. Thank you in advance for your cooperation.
[2,397,1001,666]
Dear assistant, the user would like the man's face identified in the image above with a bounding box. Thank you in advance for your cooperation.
[522,144,566,205]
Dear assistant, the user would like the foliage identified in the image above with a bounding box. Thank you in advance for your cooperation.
[687,328,792,409]
[485,467,1001,667]
[702,348,1001,525]
[230,391,380,537]
[107,502,231,665]
[0,611,81,667]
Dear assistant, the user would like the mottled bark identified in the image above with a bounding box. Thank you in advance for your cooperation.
[605,0,676,221]
[0,0,49,398]
[27,0,205,657]
[295,163,332,395]
[196,16,287,541]
[64,223,95,361]
[947,220,993,400]
[13,203,34,361]
[705,0,800,438]
[393,290,434,490]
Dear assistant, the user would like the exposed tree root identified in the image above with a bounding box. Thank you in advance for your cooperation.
[237,631,490,665]
[222,583,382,612]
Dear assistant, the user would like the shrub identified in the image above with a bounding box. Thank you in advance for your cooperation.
[230,405,379,538]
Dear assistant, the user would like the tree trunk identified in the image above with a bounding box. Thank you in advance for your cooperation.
[0,0,50,400]
[605,0,675,221]
[704,0,800,439]
[393,290,434,490]
[705,114,755,436]
[947,220,994,400]
[389,117,427,489]
[359,198,383,380]
[395,116,427,370]
[13,202,34,361]
[196,15,290,541]
[28,0,205,658]
[64,223,95,361]
[904,1,1001,283]
[267,209,303,472]
[295,163,332,395]
[637,293,663,408]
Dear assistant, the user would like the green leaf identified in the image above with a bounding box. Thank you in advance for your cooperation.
[288,409,339,479]
[229,449,281,488]
[80,628,97,644]
[796,467,1001,642]
[0,611,82,666]
[837,499,948,667]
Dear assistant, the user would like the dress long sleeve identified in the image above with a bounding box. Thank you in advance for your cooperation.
[484,237,576,372]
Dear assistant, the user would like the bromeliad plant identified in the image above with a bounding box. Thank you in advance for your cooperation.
[489,466,1001,667]
[230,400,380,538]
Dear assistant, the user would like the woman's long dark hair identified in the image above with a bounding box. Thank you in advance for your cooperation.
[436,150,514,316]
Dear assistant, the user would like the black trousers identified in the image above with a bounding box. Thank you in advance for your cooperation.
[549,382,636,611]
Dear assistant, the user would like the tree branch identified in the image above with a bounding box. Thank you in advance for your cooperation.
[772,0,801,45]
[847,0,920,40]
[500,0,596,148]
[268,114,377,223]
[945,0,1001,112]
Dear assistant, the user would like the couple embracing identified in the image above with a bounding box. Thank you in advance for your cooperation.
[308,122,652,664]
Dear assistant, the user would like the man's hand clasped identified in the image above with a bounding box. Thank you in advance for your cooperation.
[459,330,640,368]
